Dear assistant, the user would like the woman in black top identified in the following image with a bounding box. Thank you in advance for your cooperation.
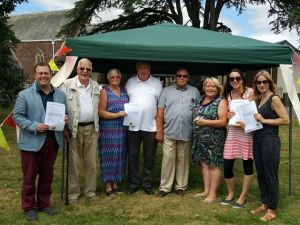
[251,70,289,222]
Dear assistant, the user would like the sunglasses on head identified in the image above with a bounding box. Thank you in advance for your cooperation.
[229,76,242,82]
[176,74,189,78]
[79,67,91,72]
[256,80,269,85]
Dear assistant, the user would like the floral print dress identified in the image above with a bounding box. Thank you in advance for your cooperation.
[192,95,226,168]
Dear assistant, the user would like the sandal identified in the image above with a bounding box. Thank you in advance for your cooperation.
[105,190,115,197]
[260,210,276,222]
[250,205,267,215]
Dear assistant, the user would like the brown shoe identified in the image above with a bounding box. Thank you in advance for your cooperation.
[158,190,168,198]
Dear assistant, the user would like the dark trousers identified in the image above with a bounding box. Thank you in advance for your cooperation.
[20,139,58,211]
[127,130,157,189]
[253,135,280,210]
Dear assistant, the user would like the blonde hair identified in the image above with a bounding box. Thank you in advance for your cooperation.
[107,68,122,79]
[253,70,277,101]
[203,77,223,95]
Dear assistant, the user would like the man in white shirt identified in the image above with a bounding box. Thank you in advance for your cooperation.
[125,61,162,195]
[61,58,100,203]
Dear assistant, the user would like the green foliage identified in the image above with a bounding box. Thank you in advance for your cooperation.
[268,0,300,36]
[0,0,27,106]
[59,0,300,43]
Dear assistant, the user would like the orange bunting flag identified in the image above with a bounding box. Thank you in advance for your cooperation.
[2,111,16,128]
[0,127,10,151]
[55,44,72,57]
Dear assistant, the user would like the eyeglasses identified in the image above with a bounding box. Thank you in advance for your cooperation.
[79,67,91,72]
[176,74,189,78]
[256,80,269,85]
[110,76,121,79]
[229,76,242,82]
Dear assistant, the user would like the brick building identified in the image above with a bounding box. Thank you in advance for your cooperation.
[9,10,71,83]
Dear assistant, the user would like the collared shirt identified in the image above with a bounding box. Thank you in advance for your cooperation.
[76,77,94,123]
[158,84,200,141]
[36,83,55,110]
[36,83,56,139]
[125,75,162,132]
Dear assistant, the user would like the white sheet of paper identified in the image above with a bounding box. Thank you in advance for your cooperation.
[228,99,249,126]
[237,101,263,133]
[44,102,65,131]
[123,103,143,127]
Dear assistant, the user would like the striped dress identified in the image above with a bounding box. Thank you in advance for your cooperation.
[223,87,254,160]
[98,86,129,182]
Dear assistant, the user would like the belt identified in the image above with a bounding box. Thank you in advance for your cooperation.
[78,121,94,126]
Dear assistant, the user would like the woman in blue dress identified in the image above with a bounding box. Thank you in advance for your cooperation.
[98,69,129,196]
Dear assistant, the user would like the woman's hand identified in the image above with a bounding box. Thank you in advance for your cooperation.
[228,111,235,119]
[254,113,265,123]
[117,111,127,118]
[236,121,246,129]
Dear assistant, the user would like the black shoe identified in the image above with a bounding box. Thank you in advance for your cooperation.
[143,188,155,195]
[175,189,185,196]
[24,210,38,221]
[127,187,139,195]
[105,190,115,197]
[158,190,168,198]
[39,206,58,216]
[112,188,123,195]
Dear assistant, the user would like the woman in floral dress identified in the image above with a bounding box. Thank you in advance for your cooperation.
[192,77,227,203]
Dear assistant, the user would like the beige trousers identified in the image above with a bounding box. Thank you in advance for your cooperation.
[68,124,97,200]
[159,136,191,192]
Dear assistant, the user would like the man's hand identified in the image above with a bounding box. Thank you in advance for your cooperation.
[37,123,49,133]
[156,130,164,143]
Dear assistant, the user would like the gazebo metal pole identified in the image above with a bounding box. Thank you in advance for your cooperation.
[288,99,293,196]
[60,141,66,200]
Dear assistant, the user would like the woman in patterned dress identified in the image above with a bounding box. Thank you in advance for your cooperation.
[98,69,129,196]
[192,77,228,203]
[221,69,254,208]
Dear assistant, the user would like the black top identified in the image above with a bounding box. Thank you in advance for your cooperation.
[254,94,279,137]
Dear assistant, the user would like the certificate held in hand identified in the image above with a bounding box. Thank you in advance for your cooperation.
[123,103,143,128]
[237,101,263,133]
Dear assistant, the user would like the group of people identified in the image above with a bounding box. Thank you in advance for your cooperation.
[13,58,289,223]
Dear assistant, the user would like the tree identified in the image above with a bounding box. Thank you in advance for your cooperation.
[0,0,27,105]
[59,0,300,40]
[59,0,270,36]
[267,0,300,36]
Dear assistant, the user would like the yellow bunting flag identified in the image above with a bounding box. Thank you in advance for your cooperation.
[48,59,59,71]
[297,76,300,85]
[0,127,10,151]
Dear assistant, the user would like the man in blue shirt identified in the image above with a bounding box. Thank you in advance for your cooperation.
[156,68,200,197]
[13,63,68,221]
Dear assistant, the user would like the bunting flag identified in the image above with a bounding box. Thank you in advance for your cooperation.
[0,127,10,151]
[297,76,300,85]
[55,44,72,57]
[48,59,60,71]
[2,111,16,128]
[51,56,78,87]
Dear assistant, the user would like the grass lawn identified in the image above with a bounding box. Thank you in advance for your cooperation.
[0,105,300,225]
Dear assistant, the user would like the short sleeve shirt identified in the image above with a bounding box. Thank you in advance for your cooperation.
[158,84,200,141]
[125,75,162,132]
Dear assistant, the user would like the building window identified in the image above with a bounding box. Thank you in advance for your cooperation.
[35,49,45,64]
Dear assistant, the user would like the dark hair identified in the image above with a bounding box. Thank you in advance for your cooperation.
[34,62,51,73]
[223,68,246,98]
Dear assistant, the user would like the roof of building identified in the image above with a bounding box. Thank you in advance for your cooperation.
[9,9,70,41]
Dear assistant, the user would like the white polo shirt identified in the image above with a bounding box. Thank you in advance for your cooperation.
[125,75,162,132]
[77,78,94,123]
